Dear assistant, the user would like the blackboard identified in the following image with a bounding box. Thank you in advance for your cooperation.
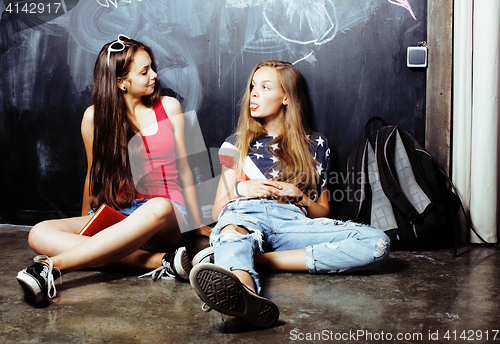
[0,0,427,225]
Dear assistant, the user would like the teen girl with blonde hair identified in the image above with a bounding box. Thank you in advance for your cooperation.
[17,36,209,306]
[190,60,390,328]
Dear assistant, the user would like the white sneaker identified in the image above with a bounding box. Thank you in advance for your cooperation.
[139,247,191,281]
[191,246,214,266]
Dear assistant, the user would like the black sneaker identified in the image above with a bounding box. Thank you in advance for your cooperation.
[16,255,60,306]
[139,247,191,281]
[190,263,279,328]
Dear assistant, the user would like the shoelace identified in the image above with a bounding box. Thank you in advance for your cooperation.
[34,255,61,299]
[201,303,227,324]
[201,303,226,324]
[138,259,176,280]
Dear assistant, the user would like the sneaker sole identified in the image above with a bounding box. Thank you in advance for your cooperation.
[190,263,279,328]
[191,246,214,266]
[173,247,191,281]
[16,271,44,305]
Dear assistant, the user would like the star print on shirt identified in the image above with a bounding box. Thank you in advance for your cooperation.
[316,163,323,175]
[254,141,263,149]
[221,133,330,196]
[270,169,280,179]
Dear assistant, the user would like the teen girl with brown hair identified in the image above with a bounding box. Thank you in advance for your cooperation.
[17,36,209,306]
[189,60,391,328]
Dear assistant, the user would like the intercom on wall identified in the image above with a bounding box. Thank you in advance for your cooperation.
[407,42,428,68]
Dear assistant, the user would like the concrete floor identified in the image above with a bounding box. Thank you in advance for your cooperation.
[1,224,499,344]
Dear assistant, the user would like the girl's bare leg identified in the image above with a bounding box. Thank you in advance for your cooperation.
[255,250,307,272]
[230,251,307,293]
[28,198,182,274]
[28,215,93,256]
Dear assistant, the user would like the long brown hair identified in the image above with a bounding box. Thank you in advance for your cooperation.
[234,60,318,194]
[89,38,161,210]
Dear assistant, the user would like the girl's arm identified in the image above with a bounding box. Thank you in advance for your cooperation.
[212,165,238,221]
[297,185,330,219]
[212,174,329,220]
[165,97,211,237]
[212,165,283,221]
[81,106,95,216]
[275,181,331,219]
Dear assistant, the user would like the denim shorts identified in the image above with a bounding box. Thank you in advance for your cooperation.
[89,198,189,250]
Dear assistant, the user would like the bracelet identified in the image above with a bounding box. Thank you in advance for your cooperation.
[234,181,243,197]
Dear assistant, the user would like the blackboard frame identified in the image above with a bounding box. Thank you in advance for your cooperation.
[425,0,453,174]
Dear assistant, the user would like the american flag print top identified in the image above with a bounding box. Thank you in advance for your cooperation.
[218,133,330,202]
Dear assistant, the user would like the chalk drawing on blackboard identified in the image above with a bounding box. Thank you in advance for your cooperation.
[292,51,314,65]
[96,0,133,9]
[262,0,338,46]
[388,0,417,20]
[242,22,288,54]
[255,0,384,65]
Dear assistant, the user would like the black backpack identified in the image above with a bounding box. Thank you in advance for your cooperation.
[346,117,460,251]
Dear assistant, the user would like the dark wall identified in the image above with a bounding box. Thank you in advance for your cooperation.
[0,0,427,225]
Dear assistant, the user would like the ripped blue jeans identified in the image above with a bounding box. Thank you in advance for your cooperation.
[210,198,390,293]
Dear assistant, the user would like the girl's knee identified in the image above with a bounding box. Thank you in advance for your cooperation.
[213,225,257,246]
[212,225,263,252]
[28,220,53,252]
[214,226,249,244]
[220,224,249,235]
[145,197,176,223]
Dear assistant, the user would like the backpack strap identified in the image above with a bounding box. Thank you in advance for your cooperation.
[366,139,399,231]
[365,116,388,137]
[375,126,424,225]
[346,137,370,221]
[346,116,388,221]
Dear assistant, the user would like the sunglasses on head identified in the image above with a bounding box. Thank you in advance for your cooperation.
[107,34,130,66]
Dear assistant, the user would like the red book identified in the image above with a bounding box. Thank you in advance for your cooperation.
[78,204,126,236]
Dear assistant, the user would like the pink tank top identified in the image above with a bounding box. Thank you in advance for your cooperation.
[137,100,185,207]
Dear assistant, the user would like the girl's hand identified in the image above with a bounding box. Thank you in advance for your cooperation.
[237,179,282,198]
[275,182,304,202]
[195,224,213,237]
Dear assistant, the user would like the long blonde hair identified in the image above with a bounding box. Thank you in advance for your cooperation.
[234,60,318,194]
